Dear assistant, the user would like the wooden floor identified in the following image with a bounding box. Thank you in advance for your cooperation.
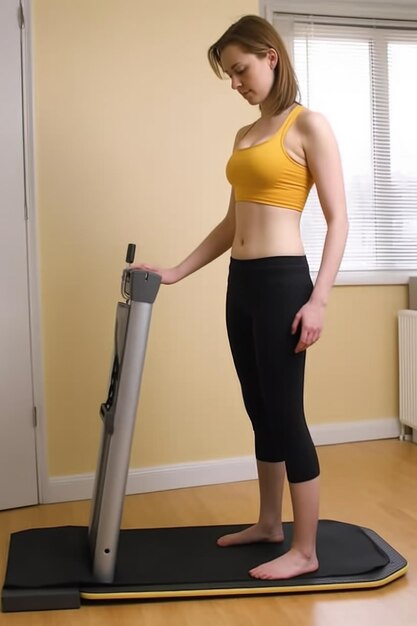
[1,439,416,625]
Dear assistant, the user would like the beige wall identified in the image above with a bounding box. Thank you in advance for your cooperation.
[32,0,407,477]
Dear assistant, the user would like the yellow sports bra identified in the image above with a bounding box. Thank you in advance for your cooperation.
[226,104,313,212]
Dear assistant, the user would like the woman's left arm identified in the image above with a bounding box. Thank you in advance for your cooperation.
[292,111,349,353]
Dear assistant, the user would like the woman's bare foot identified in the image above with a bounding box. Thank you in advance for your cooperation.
[249,548,319,580]
[217,523,284,547]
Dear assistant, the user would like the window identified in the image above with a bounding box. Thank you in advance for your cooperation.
[274,13,417,281]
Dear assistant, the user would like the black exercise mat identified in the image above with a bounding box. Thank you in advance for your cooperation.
[4,520,389,589]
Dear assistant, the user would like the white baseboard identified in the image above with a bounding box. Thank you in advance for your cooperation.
[44,417,401,504]
[311,416,401,446]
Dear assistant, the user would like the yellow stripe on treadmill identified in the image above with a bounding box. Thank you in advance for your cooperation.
[81,564,408,601]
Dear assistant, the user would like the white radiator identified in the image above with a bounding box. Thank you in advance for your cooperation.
[398,309,417,432]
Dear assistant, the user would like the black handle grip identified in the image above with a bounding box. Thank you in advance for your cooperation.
[126,243,136,264]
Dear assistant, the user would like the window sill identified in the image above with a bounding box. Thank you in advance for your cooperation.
[310,271,416,286]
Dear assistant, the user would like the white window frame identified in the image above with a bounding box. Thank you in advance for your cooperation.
[260,0,417,286]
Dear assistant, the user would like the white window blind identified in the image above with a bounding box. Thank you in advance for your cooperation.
[274,14,417,278]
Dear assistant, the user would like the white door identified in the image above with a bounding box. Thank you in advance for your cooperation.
[0,0,38,510]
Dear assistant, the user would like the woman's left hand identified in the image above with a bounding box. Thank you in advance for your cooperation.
[291,300,326,353]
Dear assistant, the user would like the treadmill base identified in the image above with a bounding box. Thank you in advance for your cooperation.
[2,520,408,612]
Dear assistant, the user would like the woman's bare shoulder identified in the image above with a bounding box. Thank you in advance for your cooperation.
[233,121,258,147]
[296,107,333,138]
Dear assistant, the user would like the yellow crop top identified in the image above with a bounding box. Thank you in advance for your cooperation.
[226,104,313,212]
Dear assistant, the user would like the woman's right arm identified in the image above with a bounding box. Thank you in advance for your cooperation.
[136,191,236,284]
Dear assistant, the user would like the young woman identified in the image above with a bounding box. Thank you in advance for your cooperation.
[136,15,348,580]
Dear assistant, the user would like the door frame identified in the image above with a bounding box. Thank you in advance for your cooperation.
[21,0,48,503]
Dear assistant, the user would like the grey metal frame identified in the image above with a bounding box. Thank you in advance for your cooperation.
[89,269,161,583]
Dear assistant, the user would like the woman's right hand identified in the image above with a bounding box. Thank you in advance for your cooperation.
[130,263,181,285]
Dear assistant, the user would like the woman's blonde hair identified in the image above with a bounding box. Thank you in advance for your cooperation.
[208,15,299,115]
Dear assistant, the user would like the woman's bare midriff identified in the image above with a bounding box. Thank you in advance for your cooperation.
[231,201,305,259]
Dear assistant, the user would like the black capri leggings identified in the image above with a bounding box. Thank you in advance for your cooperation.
[226,255,320,484]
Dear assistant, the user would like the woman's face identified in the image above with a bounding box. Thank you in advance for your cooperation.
[220,43,277,106]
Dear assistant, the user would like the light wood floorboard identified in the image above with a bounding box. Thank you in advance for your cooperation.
[1,439,416,625]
